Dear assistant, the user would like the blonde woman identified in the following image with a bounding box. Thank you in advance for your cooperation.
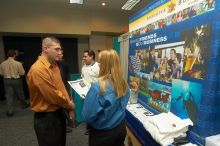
[82,49,130,146]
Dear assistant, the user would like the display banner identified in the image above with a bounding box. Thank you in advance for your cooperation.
[128,0,220,143]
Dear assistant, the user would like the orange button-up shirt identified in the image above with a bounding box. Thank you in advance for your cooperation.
[26,55,71,112]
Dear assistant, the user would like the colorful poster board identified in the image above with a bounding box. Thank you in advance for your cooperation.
[128,0,220,143]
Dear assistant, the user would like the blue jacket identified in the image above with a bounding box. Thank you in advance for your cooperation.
[82,81,130,130]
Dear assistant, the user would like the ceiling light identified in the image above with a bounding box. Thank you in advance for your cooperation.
[70,0,83,4]
[102,2,106,6]
[122,0,141,10]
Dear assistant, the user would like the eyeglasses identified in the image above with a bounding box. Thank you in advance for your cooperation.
[48,46,63,52]
[54,47,63,52]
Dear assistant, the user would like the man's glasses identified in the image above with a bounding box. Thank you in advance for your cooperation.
[48,46,63,52]
[54,47,63,52]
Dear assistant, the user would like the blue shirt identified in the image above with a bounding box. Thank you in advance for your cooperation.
[81,81,130,130]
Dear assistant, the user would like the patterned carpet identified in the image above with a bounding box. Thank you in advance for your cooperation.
[0,99,88,146]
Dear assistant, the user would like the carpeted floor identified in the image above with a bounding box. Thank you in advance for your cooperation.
[0,99,88,146]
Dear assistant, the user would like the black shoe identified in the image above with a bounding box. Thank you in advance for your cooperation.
[66,127,72,133]
[7,112,13,117]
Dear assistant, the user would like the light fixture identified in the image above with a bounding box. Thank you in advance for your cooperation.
[121,0,141,10]
[102,2,106,6]
[70,0,83,4]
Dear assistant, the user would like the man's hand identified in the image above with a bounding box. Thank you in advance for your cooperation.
[69,110,74,120]
[67,100,75,110]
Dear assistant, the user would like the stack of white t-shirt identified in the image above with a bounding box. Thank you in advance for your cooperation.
[143,112,193,146]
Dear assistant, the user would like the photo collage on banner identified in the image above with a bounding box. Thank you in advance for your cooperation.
[128,0,216,135]
[129,0,215,38]
[171,79,202,126]
[181,24,212,79]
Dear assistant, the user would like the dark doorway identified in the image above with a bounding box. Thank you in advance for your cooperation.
[59,37,78,74]
[2,35,78,100]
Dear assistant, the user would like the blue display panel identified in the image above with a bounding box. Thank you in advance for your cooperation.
[128,0,220,143]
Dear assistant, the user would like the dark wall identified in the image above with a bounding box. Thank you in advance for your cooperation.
[3,36,42,72]
[1,36,78,100]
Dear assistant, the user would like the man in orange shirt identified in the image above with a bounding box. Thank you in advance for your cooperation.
[26,37,74,146]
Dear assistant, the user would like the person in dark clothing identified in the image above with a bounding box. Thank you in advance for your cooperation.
[57,49,74,132]
[57,49,70,91]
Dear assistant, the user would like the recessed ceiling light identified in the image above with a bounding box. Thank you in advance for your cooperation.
[102,2,106,6]
[70,0,83,4]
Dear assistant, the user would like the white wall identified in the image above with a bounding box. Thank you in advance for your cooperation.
[0,0,129,35]
[78,37,89,71]
[89,34,114,60]
[90,35,107,52]
[0,0,128,69]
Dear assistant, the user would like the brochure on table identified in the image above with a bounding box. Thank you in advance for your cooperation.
[68,79,90,99]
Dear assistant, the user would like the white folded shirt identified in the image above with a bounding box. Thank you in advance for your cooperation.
[148,112,193,134]
[142,112,193,146]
